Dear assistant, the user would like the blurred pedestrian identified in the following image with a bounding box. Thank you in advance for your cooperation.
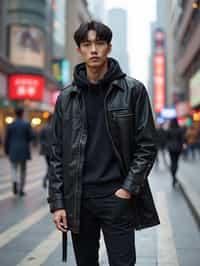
[4,106,34,196]
[48,20,159,265]
[185,124,198,160]
[197,125,200,158]
[39,114,52,189]
[166,118,185,187]
[155,123,168,169]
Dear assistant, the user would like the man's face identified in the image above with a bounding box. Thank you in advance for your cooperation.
[77,30,111,67]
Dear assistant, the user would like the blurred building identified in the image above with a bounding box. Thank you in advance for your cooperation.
[65,0,91,76]
[0,0,91,138]
[166,0,200,124]
[0,0,60,137]
[106,8,130,74]
[51,0,91,99]
[87,0,105,21]
[148,22,157,102]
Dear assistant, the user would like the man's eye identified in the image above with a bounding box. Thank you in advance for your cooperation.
[82,43,90,47]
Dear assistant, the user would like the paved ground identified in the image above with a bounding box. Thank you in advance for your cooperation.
[0,151,200,266]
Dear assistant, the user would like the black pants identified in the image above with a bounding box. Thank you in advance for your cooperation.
[11,160,26,192]
[71,193,136,266]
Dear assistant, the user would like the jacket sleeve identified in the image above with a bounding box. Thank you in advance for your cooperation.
[48,95,65,212]
[122,82,157,195]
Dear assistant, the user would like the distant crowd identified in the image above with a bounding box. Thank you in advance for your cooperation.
[155,118,200,186]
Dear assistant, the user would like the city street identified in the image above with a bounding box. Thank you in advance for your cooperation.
[0,151,200,266]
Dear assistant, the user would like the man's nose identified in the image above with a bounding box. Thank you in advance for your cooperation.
[91,43,97,53]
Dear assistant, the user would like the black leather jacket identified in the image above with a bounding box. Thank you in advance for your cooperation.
[48,76,160,233]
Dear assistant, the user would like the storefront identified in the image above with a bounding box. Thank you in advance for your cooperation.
[190,69,200,110]
[0,71,8,149]
[189,69,200,125]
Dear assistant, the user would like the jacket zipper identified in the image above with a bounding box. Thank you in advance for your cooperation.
[74,96,87,232]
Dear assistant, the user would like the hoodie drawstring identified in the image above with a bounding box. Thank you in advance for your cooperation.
[62,232,67,262]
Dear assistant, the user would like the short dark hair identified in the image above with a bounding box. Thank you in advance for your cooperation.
[74,20,112,47]
[15,106,24,117]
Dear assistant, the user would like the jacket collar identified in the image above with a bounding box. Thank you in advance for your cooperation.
[68,77,125,95]
[111,78,125,91]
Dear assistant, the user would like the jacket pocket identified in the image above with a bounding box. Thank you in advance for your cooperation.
[111,109,134,121]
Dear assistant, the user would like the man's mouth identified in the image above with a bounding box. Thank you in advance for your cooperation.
[90,57,99,60]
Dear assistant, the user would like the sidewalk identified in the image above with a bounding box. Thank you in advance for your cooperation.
[177,158,200,227]
[152,151,200,228]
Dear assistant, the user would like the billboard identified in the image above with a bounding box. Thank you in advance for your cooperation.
[9,25,45,68]
[9,74,45,101]
[52,59,70,85]
[153,53,165,113]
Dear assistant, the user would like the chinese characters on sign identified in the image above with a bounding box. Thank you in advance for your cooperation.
[9,74,45,101]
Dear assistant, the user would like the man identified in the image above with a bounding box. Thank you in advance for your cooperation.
[5,106,34,196]
[155,123,168,169]
[48,21,159,266]
[39,114,52,188]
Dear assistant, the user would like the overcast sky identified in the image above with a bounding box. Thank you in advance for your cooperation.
[89,0,157,87]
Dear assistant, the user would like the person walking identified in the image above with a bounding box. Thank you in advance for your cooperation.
[48,21,160,265]
[185,124,198,160]
[166,118,185,187]
[155,123,168,169]
[4,106,34,196]
[39,114,52,189]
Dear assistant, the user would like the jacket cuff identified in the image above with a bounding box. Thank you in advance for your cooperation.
[121,179,141,196]
[48,198,64,213]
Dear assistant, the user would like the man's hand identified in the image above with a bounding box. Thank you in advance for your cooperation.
[53,209,68,232]
[115,188,132,199]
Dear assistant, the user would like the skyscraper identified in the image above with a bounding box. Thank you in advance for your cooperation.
[106,8,129,74]
[88,0,105,21]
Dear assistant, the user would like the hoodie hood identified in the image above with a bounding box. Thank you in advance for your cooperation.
[73,57,126,89]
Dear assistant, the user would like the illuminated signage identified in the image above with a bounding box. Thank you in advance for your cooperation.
[153,53,165,113]
[154,29,165,49]
[9,74,44,100]
[160,107,176,119]
[52,59,70,85]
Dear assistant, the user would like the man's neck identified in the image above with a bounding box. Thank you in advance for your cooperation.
[86,60,108,84]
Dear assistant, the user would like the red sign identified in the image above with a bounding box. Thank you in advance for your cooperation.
[153,53,165,113]
[9,74,44,100]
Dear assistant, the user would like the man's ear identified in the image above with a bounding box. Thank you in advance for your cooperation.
[108,44,112,54]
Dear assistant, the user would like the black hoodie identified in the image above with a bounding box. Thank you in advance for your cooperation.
[73,58,126,198]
